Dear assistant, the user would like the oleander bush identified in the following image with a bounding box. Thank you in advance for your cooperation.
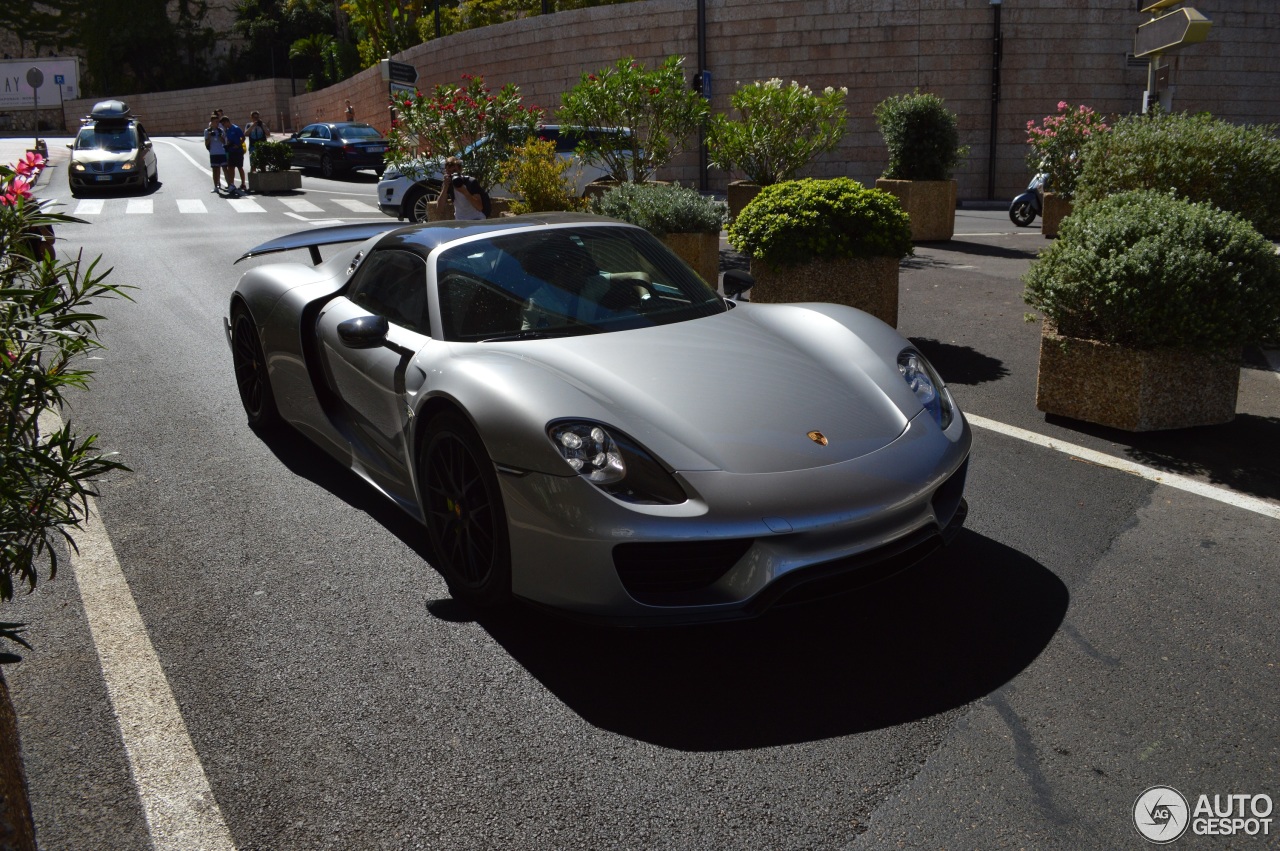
[874,91,968,182]
[1023,190,1280,351]
[727,178,912,268]
[1074,111,1280,238]
[592,182,723,236]
[1,155,129,623]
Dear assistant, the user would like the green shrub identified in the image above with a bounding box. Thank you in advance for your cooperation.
[1023,190,1280,351]
[707,78,847,186]
[727,178,913,268]
[252,139,294,173]
[592,182,724,236]
[874,91,968,181]
[499,137,588,214]
[1075,111,1280,238]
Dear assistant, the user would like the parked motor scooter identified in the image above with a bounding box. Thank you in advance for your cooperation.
[1009,173,1046,227]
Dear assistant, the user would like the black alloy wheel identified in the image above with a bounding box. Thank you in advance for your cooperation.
[231,307,281,429]
[420,412,512,608]
[1009,200,1037,227]
[320,153,336,179]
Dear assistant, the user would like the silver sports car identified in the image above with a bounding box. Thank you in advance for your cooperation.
[227,213,970,623]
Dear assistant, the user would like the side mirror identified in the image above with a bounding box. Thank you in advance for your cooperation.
[722,269,755,301]
[289,133,300,141]
[337,315,389,349]
[65,144,73,150]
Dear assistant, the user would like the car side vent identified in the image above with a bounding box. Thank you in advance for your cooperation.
[613,538,755,605]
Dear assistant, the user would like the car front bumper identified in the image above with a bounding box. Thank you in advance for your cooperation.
[498,410,972,624]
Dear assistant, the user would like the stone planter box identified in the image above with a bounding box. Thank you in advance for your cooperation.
[247,170,301,194]
[660,232,720,288]
[1042,192,1072,239]
[1035,325,1239,431]
[748,255,899,328]
[726,181,762,221]
[874,178,956,242]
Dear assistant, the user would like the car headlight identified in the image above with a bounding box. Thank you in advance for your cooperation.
[120,162,134,171]
[72,162,86,172]
[382,168,401,181]
[548,421,686,505]
[897,349,953,430]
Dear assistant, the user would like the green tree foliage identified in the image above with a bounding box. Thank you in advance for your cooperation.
[233,0,348,82]
[559,56,709,184]
[498,137,588,214]
[707,78,848,186]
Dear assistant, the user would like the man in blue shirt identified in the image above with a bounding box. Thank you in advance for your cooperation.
[221,117,247,194]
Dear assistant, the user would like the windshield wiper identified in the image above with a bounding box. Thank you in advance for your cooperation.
[478,330,550,343]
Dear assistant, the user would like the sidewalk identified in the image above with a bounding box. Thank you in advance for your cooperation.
[0,135,70,190]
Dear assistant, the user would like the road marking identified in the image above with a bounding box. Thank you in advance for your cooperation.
[280,198,324,213]
[965,413,1280,521]
[155,138,210,173]
[75,199,104,215]
[227,197,266,213]
[332,198,377,212]
[52,421,238,850]
[126,199,153,215]
[177,199,207,214]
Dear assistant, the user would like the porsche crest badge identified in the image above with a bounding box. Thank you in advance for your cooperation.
[807,430,828,446]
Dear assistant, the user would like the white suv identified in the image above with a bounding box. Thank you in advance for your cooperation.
[376,125,631,222]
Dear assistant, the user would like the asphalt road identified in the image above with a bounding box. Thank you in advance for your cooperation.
[4,137,1279,850]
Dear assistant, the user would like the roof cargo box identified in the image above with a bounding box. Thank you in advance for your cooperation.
[89,100,131,121]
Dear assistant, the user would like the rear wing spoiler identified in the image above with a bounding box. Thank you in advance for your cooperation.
[235,221,408,265]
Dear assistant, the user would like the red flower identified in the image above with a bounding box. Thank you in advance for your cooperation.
[14,151,45,177]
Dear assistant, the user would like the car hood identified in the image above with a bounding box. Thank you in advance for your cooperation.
[72,149,138,164]
[467,306,915,475]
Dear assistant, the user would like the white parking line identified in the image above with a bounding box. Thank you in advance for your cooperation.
[177,199,207,214]
[965,413,1280,520]
[55,419,236,851]
[126,199,153,215]
[75,199,105,215]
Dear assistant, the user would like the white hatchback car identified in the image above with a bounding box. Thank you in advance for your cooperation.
[377,125,631,222]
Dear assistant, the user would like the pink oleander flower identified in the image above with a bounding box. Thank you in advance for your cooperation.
[1,175,34,206]
[14,151,45,177]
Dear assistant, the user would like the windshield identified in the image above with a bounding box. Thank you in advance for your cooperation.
[75,124,138,152]
[436,226,726,343]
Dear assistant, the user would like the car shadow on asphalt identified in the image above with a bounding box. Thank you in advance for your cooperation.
[474,530,1068,751]
[253,424,1069,751]
[909,337,1011,385]
[1045,412,1280,502]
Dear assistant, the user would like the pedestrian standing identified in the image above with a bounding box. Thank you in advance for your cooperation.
[344,99,355,122]
[222,116,247,193]
[247,111,268,171]
[204,113,227,193]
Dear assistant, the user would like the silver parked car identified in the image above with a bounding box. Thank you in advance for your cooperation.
[227,214,970,623]
[67,100,158,195]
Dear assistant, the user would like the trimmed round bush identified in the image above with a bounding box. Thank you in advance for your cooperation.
[727,178,913,268]
[1023,190,1280,351]
[1075,111,1280,238]
[252,139,294,173]
[591,182,724,236]
[874,91,967,181]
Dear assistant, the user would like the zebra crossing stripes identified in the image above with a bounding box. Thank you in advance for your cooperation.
[126,200,153,214]
[70,196,383,218]
[176,199,206,214]
[331,199,378,213]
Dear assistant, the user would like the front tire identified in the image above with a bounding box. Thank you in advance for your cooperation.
[231,305,281,430]
[1009,200,1037,227]
[405,183,441,223]
[420,412,512,608]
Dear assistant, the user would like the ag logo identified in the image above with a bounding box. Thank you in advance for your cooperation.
[1134,786,1190,843]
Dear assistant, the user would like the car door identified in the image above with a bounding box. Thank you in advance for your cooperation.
[315,248,433,499]
[137,124,157,178]
[292,125,318,167]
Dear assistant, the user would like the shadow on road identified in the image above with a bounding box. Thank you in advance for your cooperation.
[910,337,1010,385]
[473,529,1067,751]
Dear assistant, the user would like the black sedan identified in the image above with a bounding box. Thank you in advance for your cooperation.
[283,122,387,178]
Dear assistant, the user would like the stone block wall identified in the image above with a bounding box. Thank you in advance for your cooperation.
[54,0,1280,200]
[62,78,299,136]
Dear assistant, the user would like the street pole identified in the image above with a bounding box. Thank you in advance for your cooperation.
[988,0,1002,201]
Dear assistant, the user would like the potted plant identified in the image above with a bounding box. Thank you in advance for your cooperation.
[1073,109,1280,240]
[726,178,913,326]
[558,56,709,186]
[498,136,589,215]
[593,182,724,286]
[1023,190,1280,431]
[706,78,848,221]
[247,140,301,193]
[1025,101,1109,238]
[873,91,968,242]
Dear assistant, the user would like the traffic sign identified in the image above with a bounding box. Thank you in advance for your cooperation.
[26,67,44,88]
[379,59,418,86]
[1134,7,1211,57]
